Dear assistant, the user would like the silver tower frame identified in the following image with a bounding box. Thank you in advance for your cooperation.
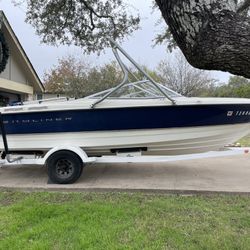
[91,39,176,108]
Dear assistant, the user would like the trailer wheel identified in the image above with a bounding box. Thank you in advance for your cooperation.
[46,150,83,184]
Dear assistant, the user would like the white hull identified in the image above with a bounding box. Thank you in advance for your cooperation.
[2,123,249,156]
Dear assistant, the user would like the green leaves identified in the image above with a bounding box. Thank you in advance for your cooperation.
[43,55,123,97]
[154,27,177,52]
[23,0,140,53]
[0,30,9,73]
[203,76,250,98]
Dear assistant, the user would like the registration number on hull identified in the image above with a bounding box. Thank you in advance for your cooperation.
[227,111,250,117]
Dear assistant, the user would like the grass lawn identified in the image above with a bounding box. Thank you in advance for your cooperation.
[0,192,249,250]
[238,135,250,146]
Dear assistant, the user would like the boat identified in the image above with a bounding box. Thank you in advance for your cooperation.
[0,39,250,157]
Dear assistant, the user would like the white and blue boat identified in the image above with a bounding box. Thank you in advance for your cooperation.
[0,40,250,156]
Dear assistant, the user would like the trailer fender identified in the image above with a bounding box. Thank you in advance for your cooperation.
[41,146,96,165]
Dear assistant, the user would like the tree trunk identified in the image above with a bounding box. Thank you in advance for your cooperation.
[155,0,250,79]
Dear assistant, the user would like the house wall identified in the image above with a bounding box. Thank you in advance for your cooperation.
[0,11,45,106]
[0,24,35,104]
[0,25,33,86]
[0,55,11,80]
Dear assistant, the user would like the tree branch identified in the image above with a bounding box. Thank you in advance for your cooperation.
[79,0,117,32]
[62,0,73,30]
[237,0,250,13]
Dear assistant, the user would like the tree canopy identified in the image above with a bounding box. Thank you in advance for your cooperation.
[11,0,250,78]
[13,0,140,53]
[157,52,215,96]
[44,55,123,97]
[44,52,216,98]
[214,76,250,98]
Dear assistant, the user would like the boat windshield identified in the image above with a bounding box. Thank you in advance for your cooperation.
[89,80,182,99]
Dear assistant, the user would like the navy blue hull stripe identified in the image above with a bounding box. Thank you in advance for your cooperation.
[2,104,250,134]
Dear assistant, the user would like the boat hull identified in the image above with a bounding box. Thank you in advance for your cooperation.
[1,103,250,156]
[2,104,250,134]
[1,123,249,156]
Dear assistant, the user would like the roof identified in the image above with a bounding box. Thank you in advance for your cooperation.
[0,10,45,92]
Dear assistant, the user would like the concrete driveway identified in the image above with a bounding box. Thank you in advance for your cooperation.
[0,154,250,194]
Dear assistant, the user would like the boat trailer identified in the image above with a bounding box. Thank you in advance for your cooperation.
[0,113,249,184]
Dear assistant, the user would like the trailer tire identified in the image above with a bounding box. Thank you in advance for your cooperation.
[46,150,83,184]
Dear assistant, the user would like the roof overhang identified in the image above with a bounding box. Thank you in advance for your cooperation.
[0,78,33,94]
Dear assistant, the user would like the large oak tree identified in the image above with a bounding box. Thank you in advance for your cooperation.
[11,0,250,78]
[155,0,250,78]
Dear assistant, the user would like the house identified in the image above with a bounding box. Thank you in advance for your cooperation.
[0,11,44,106]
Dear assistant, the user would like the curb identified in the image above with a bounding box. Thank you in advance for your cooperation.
[1,186,250,196]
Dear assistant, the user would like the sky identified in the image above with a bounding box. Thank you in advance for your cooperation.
[1,0,231,83]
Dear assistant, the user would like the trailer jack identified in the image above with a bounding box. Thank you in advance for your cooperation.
[0,113,23,163]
